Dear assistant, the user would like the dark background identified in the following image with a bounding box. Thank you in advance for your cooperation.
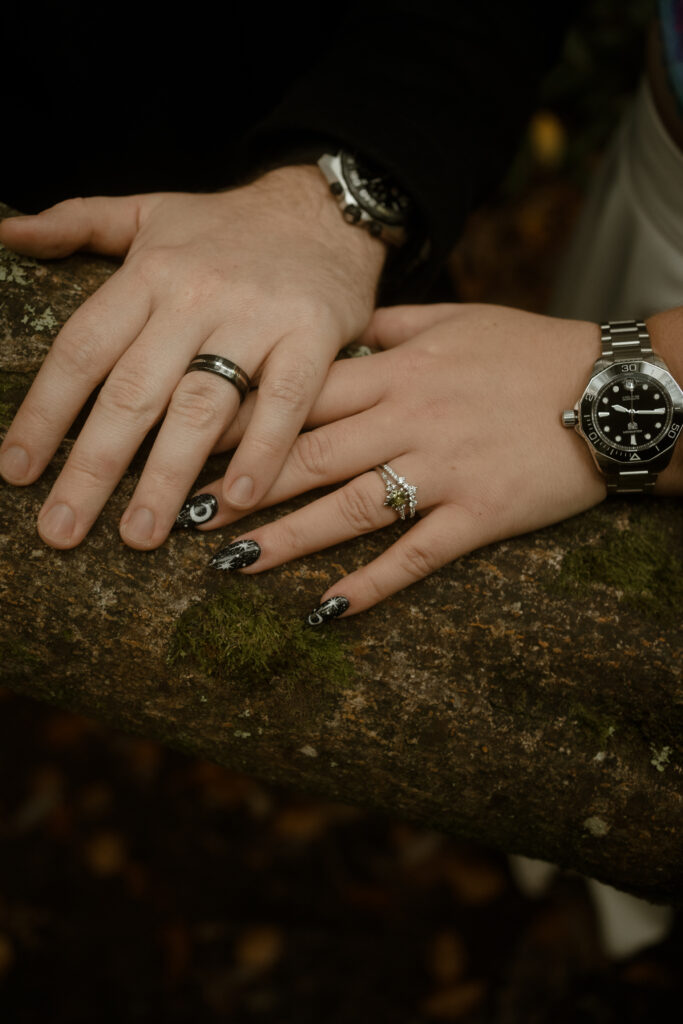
[2,2,681,1021]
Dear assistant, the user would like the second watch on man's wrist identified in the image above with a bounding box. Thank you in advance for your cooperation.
[562,319,683,494]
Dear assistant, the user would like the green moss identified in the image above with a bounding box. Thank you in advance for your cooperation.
[167,580,355,689]
[553,512,683,624]
[569,703,617,747]
[0,370,30,425]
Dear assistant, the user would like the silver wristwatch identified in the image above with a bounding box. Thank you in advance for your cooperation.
[317,150,412,246]
[562,320,683,494]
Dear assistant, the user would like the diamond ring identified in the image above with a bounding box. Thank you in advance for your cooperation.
[376,464,418,520]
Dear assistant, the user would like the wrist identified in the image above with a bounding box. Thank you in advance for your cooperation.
[646,307,683,494]
[252,163,387,283]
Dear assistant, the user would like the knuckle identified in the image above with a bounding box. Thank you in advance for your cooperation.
[129,245,175,287]
[261,363,314,413]
[99,370,159,425]
[337,480,378,534]
[292,429,332,479]
[51,326,105,383]
[271,516,303,558]
[289,293,329,331]
[169,375,226,431]
[67,447,121,489]
[397,541,436,581]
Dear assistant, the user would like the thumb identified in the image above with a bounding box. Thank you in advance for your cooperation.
[0,195,146,258]
[359,303,458,349]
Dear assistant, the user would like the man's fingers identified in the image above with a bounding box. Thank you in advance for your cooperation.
[212,351,390,454]
[0,195,146,258]
[360,304,458,349]
[119,364,243,549]
[221,334,334,510]
[35,312,203,548]
[0,268,153,486]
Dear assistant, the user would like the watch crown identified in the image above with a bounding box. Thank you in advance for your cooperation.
[562,409,578,428]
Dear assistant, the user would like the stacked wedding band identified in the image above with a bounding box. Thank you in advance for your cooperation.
[376,463,418,520]
[185,355,251,402]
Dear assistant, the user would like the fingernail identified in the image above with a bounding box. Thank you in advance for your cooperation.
[174,493,218,530]
[226,475,254,507]
[306,596,350,627]
[209,538,261,570]
[0,445,30,482]
[39,502,76,544]
[121,507,155,544]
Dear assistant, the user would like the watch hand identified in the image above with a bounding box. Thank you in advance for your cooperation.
[629,408,666,415]
[611,404,630,413]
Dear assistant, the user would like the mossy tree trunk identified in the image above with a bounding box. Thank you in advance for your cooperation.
[1,203,682,906]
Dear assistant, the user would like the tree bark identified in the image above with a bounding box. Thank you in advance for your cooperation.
[1,202,682,906]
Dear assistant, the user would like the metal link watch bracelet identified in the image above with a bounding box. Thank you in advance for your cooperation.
[562,319,683,495]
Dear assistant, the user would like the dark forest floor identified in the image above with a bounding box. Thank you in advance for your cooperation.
[0,686,681,1023]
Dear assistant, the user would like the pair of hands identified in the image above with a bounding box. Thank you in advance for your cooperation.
[1,177,611,619]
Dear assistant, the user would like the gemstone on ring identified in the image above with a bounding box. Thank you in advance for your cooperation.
[376,464,418,520]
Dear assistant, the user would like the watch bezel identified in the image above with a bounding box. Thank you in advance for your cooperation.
[577,359,683,466]
[339,151,410,228]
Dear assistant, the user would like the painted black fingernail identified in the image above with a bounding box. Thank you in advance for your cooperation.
[305,596,350,627]
[174,493,219,530]
[209,539,261,570]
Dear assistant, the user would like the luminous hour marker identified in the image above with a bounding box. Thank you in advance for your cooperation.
[631,435,637,445]
[602,397,609,404]
[655,421,662,429]
[643,384,648,390]
[645,433,651,440]
[615,435,622,442]
[612,385,619,392]
[654,392,660,399]
[598,411,609,417]
[604,425,610,433]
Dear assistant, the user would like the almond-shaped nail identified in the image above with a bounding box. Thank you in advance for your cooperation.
[174,493,218,530]
[209,539,261,570]
[306,596,350,627]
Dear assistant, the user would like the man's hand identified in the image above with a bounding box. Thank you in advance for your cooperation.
[0,166,386,548]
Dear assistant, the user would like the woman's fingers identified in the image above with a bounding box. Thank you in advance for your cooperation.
[206,462,408,573]
[307,505,476,619]
[0,195,147,258]
[0,266,153,488]
[207,471,480,619]
[360,304,458,349]
[180,403,408,533]
[212,349,390,454]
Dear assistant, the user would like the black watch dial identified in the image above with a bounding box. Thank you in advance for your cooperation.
[340,151,412,226]
[587,371,673,456]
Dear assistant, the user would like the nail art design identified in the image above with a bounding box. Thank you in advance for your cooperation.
[306,596,350,627]
[174,493,218,530]
[209,539,261,571]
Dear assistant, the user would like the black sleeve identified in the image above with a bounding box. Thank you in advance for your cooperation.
[244,1,580,295]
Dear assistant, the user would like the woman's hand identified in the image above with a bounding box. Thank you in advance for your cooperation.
[188,303,610,620]
[0,166,385,549]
